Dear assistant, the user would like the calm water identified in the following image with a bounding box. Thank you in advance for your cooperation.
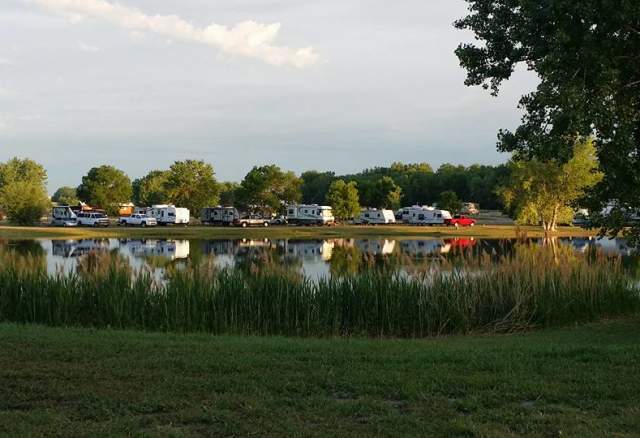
[1,236,638,279]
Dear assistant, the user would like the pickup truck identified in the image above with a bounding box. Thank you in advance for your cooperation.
[119,214,158,227]
[444,215,477,227]
[233,215,270,228]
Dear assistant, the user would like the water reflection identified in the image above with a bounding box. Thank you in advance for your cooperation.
[0,236,637,279]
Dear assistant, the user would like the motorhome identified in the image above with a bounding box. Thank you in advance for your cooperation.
[148,205,190,226]
[286,204,335,226]
[201,207,239,226]
[357,208,396,225]
[399,205,453,225]
[51,206,77,227]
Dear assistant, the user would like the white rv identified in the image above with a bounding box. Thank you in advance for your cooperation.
[286,204,335,226]
[357,208,396,225]
[400,206,452,225]
[148,205,190,226]
[51,206,78,227]
[201,207,239,226]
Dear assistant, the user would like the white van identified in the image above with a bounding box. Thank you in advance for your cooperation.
[357,208,396,225]
[76,211,110,227]
[148,205,190,226]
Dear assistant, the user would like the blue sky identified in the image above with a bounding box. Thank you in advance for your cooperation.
[0,0,538,191]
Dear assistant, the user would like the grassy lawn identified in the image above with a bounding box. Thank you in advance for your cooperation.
[1,319,638,436]
[0,224,597,240]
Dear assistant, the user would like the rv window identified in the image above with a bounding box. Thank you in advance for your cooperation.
[169,213,175,217]
[288,209,294,215]
[418,214,425,220]
[437,214,441,218]
[365,213,370,218]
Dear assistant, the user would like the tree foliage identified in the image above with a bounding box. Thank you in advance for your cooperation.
[239,165,302,213]
[219,182,241,207]
[163,160,219,214]
[500,139,603,232]
[0,158,50,225]
[437,191,462,214]
[326,180,360,220]
[301,171,335,205]
[51,186,78,206]
[77,165,132,215]
[132,170,169,207]
[455,0,640,241]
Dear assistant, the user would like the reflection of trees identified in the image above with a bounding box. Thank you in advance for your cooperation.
[0,240,47,273]
[329,245,362,277]
[76,249,132,278]
[233,243,303,279]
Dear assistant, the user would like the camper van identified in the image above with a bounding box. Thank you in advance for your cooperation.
[400,205,453,225]
[148,205,190,226]
[357,208,396,225]
[286,204,335,226]
[201,207,239,226]
[51,206,78,227]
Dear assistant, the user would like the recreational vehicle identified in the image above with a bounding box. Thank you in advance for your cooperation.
[51,206,78,227]
[201,207,239,226]
[400,205,453,225]
[357,208,396,225]
[286,204,335,226]
[148,205,190,226]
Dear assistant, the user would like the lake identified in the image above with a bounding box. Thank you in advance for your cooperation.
[1,236,637,279]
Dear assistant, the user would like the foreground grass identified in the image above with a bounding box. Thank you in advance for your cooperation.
[0,318,639,436]
[0,224,596,240]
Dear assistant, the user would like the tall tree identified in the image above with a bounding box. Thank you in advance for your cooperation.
[455,0,640,243]
[132,170,168,206]
[366,176,402,210]
[300,170,335,204]
[437,191,462,214]
[326,180,360,220]
[163,160,219,214]
[499,139,603,232]
[238,165,302,214]
[77,165,132,215]
[51,186,78,206]
[219,182,241,207]
[0,158,50,225]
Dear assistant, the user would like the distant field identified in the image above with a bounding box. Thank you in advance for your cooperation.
[0,318,638,436]
[0,224,596,240]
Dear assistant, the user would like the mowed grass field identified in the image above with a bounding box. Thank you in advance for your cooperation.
[0,318,639,436]
[0,224,597,240]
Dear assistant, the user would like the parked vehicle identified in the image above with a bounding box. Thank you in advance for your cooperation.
[286,204,335,226]
[356,208,396,225]
[461,202,480,215]
[270,215,288,226]
[444,214,476,227]
[51,206,77,227]
[76,211,110,227]
[233,214,270,228]
[201,207,239,226]
[400,206,453,225]
[148,205,190,226]
[119,213,157,227]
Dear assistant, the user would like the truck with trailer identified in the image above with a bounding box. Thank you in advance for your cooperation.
[398,205,453,225]
[286,204,335,226]
[119,213,157,227]
[201,207,239,226]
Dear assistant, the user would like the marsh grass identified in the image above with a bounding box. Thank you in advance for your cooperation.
[0,244,637,337]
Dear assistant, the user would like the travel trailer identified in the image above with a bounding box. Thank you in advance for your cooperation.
[286,204,335,226]
[357,208,396,225]
[120,239,190,260]
[201,207,239,226]
[399,205,453,225]
[148,205,190,226]
[51,206,77,227]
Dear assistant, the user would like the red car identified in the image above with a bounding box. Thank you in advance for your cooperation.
[444,215,477,227]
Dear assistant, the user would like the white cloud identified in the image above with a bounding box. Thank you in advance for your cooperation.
[77,41,99,52]
[33,0,319,68]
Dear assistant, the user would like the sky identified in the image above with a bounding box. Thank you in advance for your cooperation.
[0,0,538,192]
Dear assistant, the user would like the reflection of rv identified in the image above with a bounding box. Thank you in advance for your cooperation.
[400,206,453,225]
[400,240,450,256]
[279,240,335,261]
[355,239,396,255]
[286,205,335,226]
[51,206,78,227]
[51,239,110,257]
[201,240,237,256]
[357,209,396,225]
[120,239,190,260]
[201,207,239,226]
[149,205,190,225]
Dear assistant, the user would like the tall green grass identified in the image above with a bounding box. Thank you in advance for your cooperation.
[0,245,638,337]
